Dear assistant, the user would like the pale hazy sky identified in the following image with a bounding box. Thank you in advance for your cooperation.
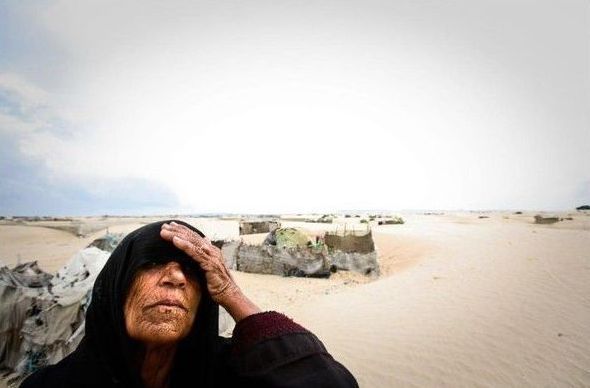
[1,0,588,215]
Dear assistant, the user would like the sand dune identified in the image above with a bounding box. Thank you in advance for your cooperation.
[0,221,149,273]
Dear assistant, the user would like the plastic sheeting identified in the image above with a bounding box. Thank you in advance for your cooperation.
[0,248,110,378]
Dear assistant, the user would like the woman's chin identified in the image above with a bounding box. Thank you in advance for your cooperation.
[131,319,193,344]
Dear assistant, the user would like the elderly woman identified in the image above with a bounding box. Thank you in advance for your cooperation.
[21,220,357,388]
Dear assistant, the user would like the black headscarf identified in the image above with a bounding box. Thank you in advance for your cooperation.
[77,220,220,387]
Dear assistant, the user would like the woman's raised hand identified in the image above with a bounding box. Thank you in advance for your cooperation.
[160,222,239,306]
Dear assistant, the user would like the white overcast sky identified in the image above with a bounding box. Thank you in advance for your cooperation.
[0,0,588,215]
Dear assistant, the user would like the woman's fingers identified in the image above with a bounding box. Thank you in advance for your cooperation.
[162,222,195,243]
[160,228,191,248]
[167,234,208,266]
[162,223,212,255]
[165,222,213,254]
[161,223,222,274]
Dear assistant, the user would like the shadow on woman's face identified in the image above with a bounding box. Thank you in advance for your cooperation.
[124,261,201,345]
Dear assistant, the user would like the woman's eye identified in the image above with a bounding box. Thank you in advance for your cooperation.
[143,260,160,269]
[181,264,198,278]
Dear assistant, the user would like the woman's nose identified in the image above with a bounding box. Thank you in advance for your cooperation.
[159,262,187,288]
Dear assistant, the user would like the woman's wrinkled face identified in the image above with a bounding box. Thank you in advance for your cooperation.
[124,261,201,344]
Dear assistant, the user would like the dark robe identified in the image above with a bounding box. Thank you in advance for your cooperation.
[20,220,358,388]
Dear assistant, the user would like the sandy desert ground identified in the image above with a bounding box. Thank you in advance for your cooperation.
[1,211,589,387]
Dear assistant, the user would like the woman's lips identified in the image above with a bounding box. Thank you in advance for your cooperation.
[147,299,187,311]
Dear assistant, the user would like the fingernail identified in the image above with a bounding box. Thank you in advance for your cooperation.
[171,221,178,226]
